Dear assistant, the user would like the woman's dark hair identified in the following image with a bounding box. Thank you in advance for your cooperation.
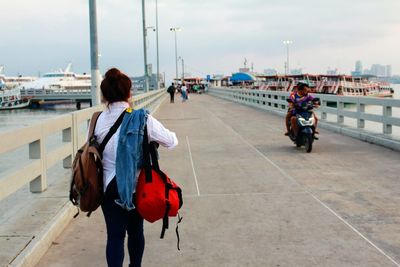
[100,68,131,103]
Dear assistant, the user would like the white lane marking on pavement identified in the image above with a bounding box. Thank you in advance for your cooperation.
[203,107,400,267]
[186,136,201,196]
[184,191,306,198]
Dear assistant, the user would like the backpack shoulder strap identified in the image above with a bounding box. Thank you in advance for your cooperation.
[98,110,127,154]
[88,112,102,138]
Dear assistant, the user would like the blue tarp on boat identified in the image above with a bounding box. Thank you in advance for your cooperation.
[230,72,256,82]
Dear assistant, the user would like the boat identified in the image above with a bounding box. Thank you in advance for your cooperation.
[0,86,30,110]
[0,69,32,110]
[256,74,393,97]
[17,63,92,97]
[0,66,36,88]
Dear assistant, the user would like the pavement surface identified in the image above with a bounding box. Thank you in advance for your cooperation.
[35,93,400,267]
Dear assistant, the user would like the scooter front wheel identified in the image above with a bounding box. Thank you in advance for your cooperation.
[304,134,313,153]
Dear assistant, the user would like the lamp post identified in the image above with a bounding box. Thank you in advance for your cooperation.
[141,0,149,92]
[155,0,160,89]
[89,0,100,106]
[178,56,185,84]
[170,27,181,84]
[145,26,157,90]
[283,40,293,75]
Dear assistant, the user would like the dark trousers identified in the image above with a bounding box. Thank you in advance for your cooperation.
[169,92,175,103]
[101,179,145,267]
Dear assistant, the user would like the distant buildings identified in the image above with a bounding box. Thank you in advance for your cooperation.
[389,75,400,84]
[131,73,164,90]
[263,69,277,76]
[351,60,363,76]
[327,68,338,75]
[365,64,392,77]
[352,61,392,77]
[290,68,303,75]
[355,60,363,73]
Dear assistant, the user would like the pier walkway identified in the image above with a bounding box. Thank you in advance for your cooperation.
[33,93,400,266]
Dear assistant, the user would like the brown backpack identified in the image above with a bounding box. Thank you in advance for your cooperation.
[69,110,126,217]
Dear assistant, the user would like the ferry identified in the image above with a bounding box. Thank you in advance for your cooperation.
[0,66,37,88]
[0,84,30,110]
[257,74,393,97]
[17,63,92,96]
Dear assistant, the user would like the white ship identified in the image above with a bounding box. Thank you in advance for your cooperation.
[18,63,92,96]
[0,66,36,89]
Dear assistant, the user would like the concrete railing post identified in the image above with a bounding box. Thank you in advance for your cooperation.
[63,127,72,168]
[337,101,344,124]
[321,100,327,120]
[357,102,365,129]
[72,113,79,157]
[29,136,47,193]
[383,105,392,134]
[281,96,286,110]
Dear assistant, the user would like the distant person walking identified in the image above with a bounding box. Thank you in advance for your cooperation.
[97,68,178,267]
[167,83,176,103]
[181,83,188,102]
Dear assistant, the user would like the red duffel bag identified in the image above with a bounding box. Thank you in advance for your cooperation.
[136,127,183,243]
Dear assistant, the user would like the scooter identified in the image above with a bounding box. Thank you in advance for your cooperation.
[287,98,319,153]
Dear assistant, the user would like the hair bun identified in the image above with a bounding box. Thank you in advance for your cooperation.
[100,68,131,104]
[105,68,121,80]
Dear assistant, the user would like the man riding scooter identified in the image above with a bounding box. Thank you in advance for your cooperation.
[284,82,319,138]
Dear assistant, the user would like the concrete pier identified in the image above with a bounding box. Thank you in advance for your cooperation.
[33,93,400,266]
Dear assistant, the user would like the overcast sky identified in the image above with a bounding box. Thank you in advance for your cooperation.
[1,0,399,81]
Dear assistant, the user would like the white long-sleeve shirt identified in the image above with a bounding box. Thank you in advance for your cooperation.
[93,101,178,191]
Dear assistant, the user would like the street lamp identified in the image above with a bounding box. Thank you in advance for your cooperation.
[146,26,156,32]
[146,26,156,51]
[170,27,182,84]
[141,0,149,92]
[155,0,160,89]
[283,40,293,75]
[145,26,156,90]
[89,0,100,106]
[178,56,185,84]
[146,26,155,50]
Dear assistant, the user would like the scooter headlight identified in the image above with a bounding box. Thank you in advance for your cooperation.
[298,117,306,125]
[298,117,314,126]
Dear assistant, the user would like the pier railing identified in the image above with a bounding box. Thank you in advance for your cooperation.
[20,88,92,101]
[209,87,400,150]
[0,89,166,201]
[20,88,161,101]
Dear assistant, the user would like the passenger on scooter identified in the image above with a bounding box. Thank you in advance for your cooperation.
[284,82,319,137]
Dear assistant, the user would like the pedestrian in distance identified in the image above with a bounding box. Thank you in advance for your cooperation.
[181,83,188,102]
[167,82,176,103]
[97,68,178,267]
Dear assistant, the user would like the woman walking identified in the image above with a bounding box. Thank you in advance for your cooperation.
[95,68,178,267]
[181,83,188,102]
